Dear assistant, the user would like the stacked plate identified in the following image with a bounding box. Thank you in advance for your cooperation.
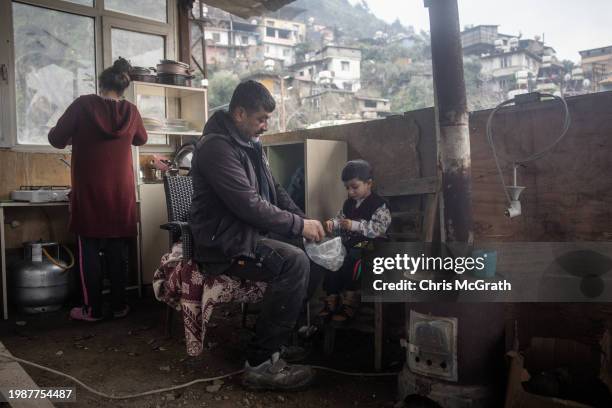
[142,117,164,131]
[164,118,191,132]
[142,117,194,133]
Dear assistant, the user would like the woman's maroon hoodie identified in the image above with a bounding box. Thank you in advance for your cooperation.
[48,94,147,238]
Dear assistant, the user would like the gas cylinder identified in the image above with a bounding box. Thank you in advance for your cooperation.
[8,241,74,313]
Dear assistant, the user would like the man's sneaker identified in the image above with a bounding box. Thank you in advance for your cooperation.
[113,305,130,319]
[70,306,103,322]
[243,352,314,391]
[280,345,309,363]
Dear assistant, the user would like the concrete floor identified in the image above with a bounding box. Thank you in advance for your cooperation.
[0,296,402,408]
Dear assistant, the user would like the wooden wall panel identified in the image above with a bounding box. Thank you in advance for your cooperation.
[0,150,72,248]
[0,151,71,199]
[469,104,541,241]
[470,91,612,241]
[3,206,72,250]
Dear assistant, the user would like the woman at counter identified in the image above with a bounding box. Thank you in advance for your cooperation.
[48,57,147,321]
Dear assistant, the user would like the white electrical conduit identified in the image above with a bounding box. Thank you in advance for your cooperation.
[0,352,397,400]
[485,92,571,204]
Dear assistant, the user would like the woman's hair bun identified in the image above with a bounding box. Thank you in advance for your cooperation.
[112,57,132,74]
[99,57,132,95]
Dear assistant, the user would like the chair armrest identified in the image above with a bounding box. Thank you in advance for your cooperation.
[160,222,179,232]
[160,221,193,259]
[159,221,191,231]
[160,221,192,246]
[171,221,191,232]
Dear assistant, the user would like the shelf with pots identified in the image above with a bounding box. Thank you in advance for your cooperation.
[126,60,208,144]
[127,81,208,134]
[125,75,208,186]
[125,62,208,289]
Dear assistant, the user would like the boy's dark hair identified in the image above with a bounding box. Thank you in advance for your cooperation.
[341,159,373,182]
[229,80,276,114]
[99,57,132,95]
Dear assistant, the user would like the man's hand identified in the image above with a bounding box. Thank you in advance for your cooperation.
[302,219,325,242]
[339,218,353,231]
[325,220,334,235]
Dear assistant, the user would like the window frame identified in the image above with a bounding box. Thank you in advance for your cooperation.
[0,0,177,151]
[364,99,377,108]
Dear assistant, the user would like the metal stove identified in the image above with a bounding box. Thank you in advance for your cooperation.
[398,305,506,408]
[10,185,71,203]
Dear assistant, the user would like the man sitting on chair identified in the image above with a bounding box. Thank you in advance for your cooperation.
[190,80,325,390]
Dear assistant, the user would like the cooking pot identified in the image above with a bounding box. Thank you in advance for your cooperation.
[157,73,194,87]
[156,60,193,76]
[129,66,157,83]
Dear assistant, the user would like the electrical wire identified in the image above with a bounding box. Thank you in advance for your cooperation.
[0,353,398,400]
[310,366,398,377]
[485,92,571,204]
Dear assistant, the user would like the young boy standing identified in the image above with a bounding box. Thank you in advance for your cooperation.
[319,160,392,323]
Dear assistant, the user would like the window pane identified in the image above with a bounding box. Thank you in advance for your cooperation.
[13,3,96,145]
[63,0,94,6]
[105,0,167,23]
[111,28,164,68]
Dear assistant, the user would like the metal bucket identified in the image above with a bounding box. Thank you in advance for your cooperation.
[8,241,74,313]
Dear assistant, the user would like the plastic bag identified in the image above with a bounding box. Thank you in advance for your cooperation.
[304,236,346,271]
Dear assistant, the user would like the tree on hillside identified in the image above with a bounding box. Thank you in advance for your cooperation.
[207,70,240,109]
[293,0,390,39]
[390,75,434,112]
[463,55,505,111]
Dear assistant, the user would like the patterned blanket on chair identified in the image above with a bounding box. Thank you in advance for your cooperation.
[152,243,267,356]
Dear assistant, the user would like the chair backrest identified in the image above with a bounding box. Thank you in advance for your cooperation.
[163,174,194,223]
[378,176,440,242]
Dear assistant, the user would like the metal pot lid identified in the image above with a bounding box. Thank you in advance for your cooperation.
[172,142,195,171]
[130,66,153,74]
[159,59,190,68]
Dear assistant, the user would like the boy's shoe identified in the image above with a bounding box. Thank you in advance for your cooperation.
[280,345,309,363]
[243,352,315,391]
[331,291,360,324]
[317,294,339,320]
[113,305,130,319]
[70,306,103,322]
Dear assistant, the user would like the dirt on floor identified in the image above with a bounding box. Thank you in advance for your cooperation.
[0,296,404,408]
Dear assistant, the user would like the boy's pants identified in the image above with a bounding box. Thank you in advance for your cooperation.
[78,236,129,318]
[323,247,363,295]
